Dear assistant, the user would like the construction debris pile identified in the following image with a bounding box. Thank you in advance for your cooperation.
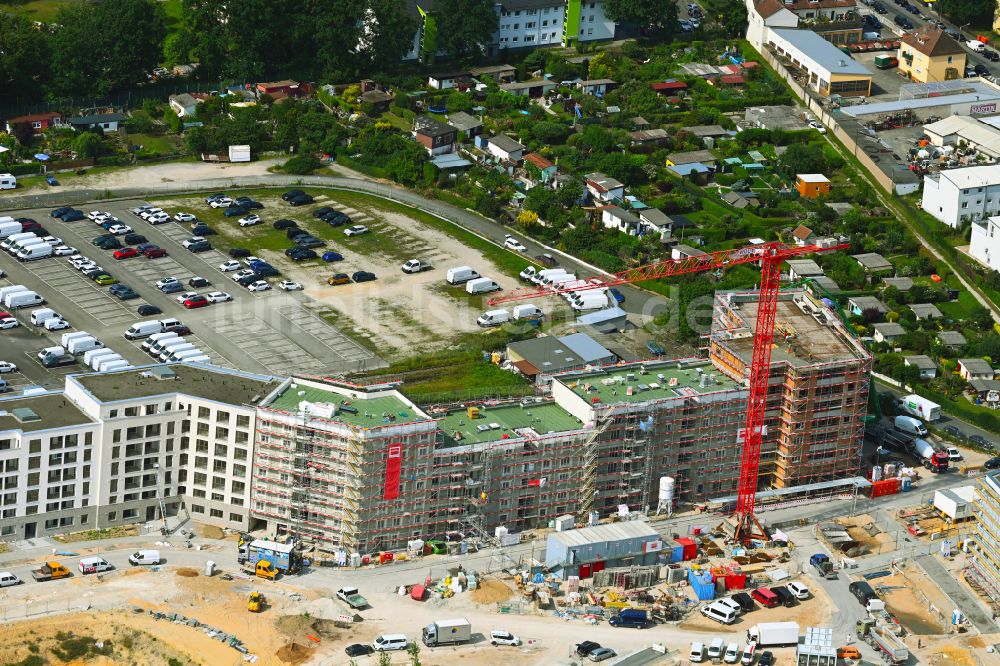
[132,607,258,663]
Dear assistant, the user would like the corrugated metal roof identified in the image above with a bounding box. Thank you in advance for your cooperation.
[548,521,659,548]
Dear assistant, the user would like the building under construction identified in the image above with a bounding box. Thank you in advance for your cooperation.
[709,289,872,489]
[246,289,871,552]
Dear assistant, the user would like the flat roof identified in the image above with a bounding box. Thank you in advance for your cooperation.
[0,393,95,433]
[770,28,872,77]
[548,521,659,549]
[73,363,280,405]
[842,90,1000,118]
[561,361,744,406]
[716,293,868,367]
[438,400,583,446]
[266,381,423,429]
[798,173,830,183]
[935,164,1000,189]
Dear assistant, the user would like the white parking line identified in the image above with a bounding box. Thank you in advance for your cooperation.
[16,259,143,325]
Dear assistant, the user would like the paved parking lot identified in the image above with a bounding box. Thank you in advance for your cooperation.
[0,199,382,379]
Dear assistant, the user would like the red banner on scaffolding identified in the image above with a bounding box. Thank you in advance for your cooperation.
[383,443,403,500]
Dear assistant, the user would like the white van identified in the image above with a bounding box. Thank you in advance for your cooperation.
[707,638,725,661]
[968,39,986,52]
[31,308,60,326]
[724,643,740,664]
[62,331,91,347]
[128,549,161,566]
[125,320,164,340]
[715,597,743,616]
[168,348,203,362]
[371,634,409,651]
[79,556,114,574]
[446,266,480,284]
[91,352,122,371]
[0,571,21,587]
[0,173,16,190]
[786,581,810,599]
[477,309,510,327]
[70,336,104,356]
[98,358,129,373]
[153,338,189,359]
[741,642,757,666]
[179,354,211,364]
[690,642,705,663]
[700,601,738,624]
[2,233,35,252]
[142,332,179,353]
[160,342,195,362]
[466,277,501,295]
[542,272,576,289]
[512,304,543,320]
[530,268,566,285]
[0,285,29,302]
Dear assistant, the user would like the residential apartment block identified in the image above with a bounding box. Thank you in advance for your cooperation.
[970,469,1000,606]
[2,291,870,550]
[921,165,1000,230]
[709,289,872,488]
[898,27,965,84]
[970,215,1000,272]
[402,0,615,61]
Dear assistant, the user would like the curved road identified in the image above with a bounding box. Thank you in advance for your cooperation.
[0,172,667,321]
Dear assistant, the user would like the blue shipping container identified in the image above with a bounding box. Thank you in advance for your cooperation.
[670,546,684,563]
[688,570,715,600]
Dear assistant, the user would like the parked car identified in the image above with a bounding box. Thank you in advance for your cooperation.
[107,224,132,235]
[113,248,139,260]
[191,224,216,236]
[288,194,314,206]
[138,305,162,316]
[985,456,1000,469]
[273,218,298,230]
[344,225,369,236]
[328,273,351,285]
[143,247,167,258]
[189,277,211,288]
[247,281,271,292]
[53,245,78,256]
[352,271,376,283]
[234,197,263,210]
[209,196,234,208]
[187,241,212,253]
[219,260,241,272]
[182,296,210,309]
[175,291,199,304]
[238,215,262,227]
[504,235,527,252]
[289,249,318,262]
[322,251,344,262]
[46,175,60,186]
[95,274,117,286]
[205,291,233,303]
[228,248,252,258]
[0,362,17,373]
[489,630,521,647]
[0,318,20,329]
[576,642,602,657]
[156,277,180,289]
[589,648,617,662]
[278,280,302,291]
[123,233,147,245]
[223,205,250,217]
[174,212,197,222]
[281,190,305,201]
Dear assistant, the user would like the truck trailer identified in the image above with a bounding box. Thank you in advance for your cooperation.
[237,539,302,575]
[867,625,908,664]
[745,622,799,648]
[422,618,472,647]
[898,394,940,421]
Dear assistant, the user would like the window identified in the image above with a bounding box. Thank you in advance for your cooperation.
[210,508,223,518]
[191,504,204,514]
[229,513,242,523]
[29,439,41,454]
[216,410,230,423]
[108,409,118,418]
[198,406,210,419]
[124,407,138,417]
[215,427,229,440]
[107,511,117,521]
[236,415,250,428]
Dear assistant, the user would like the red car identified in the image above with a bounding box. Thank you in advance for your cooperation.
[182,296,209,309]
[143,247,167,258]
[113,247,138,260]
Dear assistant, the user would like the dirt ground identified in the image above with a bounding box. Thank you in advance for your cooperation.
[834,513,897,556]
[873,563,951,635]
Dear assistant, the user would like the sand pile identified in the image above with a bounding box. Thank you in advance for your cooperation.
[175,568,199,578]
[275,642,313,665]
[471,579,514,604]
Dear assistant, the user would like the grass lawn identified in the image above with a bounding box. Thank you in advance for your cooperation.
[0,0,83,22]
[124,133,183,154]
[379,112,412,132]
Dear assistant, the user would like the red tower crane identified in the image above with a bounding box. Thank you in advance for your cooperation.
[489,241,849,543]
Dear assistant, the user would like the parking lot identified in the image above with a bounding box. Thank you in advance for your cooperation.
[0,199,382,382]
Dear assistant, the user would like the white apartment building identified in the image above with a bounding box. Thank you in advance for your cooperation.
[0,364,280,542]
[498,1,565,49]
[970,215,1000,272]
[921,165,1000,229]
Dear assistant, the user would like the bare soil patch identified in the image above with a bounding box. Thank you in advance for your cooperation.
[471,578,515,605]
[175,567,199,578]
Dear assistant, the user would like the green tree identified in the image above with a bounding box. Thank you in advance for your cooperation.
[182,0,228,79]
[431,0,498,57]
[780,143,828,176]
[49,0,166,97]
[359,0,419,73]
[378,650,392,666]
[163,30,192,67]
[11,123,35,147]
[604,0,678,30]
[530,122,570,145]
[0,13,50,105]
[282,154,322,174]
[73,132,106,158]
[936,0,993,28]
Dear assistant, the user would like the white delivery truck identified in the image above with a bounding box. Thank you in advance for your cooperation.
[158,341,195,361]
[745,622,800,648]
[2,232,36,252]
[446,266,480,284]
[124,320,165,340]
[542,272,576,289]
[894,415,927,437]
[30,308,60,326]
[87,349,118,371]
[0,285,30,303]
[466,277,501,295]
[898,394,940,421]
[179,354,211,364]
[512,304,543,320]
[0,221,23,238]
[572,291,610,311]
[71,336,105,356]
[17,243,53,261]
[97,356,127,372]
[8,238,44,256]
[142,332,179,354]
[530,268,566,286]
[477,309,510,327]
[147,336,182,357]
[422,618,472,647]
[167,345,205,363]
[5,291,44,309]
[61,331,92,348]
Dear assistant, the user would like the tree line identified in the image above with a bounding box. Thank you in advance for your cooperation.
[0,0,688,108]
